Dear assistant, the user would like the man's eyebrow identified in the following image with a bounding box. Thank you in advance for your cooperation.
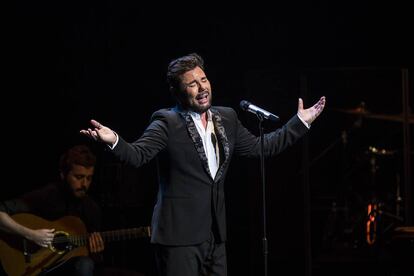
[185,80,197,85]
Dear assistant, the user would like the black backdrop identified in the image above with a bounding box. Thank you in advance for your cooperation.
[4,2,413,275]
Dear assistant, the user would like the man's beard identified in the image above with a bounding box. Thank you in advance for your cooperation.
[185,93,212,113]
[191,101,211,113]
[73,187,88,198]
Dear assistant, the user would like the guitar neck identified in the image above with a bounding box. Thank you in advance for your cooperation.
[69,227,151,246]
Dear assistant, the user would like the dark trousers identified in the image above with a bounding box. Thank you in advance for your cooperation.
[154,232,227,276]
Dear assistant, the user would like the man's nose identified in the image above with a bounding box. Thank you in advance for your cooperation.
[80,178,88,186]
[198,82,207,91]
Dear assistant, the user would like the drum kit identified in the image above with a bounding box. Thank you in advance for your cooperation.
[326,102,413,247]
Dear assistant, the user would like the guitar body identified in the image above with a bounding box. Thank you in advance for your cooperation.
[0,214,89,276]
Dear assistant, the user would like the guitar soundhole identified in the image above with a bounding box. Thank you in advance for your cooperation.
[52,232,72,252]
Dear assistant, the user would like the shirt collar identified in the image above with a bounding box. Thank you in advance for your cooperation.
[188,109,212,121]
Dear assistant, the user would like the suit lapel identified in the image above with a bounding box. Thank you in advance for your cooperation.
[178,108,212,178]
[177,106,230,182]
[211,108,230,182]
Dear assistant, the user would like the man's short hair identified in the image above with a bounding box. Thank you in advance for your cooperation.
[166,53,205,92]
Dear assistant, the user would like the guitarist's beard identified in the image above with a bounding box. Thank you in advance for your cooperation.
[59,182,89,200]
[73,187,88,198]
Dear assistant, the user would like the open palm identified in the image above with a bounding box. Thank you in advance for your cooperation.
[297,96,326,125]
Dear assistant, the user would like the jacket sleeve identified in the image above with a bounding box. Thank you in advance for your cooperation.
[110,110,169,168]
[234,114,309,158]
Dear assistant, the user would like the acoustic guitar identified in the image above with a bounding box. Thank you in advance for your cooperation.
[0,213,151,276]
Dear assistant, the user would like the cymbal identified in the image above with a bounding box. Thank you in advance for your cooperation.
[330,103,414,124]
[364,113,414,123]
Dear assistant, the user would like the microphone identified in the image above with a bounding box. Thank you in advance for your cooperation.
[240,100,280,122]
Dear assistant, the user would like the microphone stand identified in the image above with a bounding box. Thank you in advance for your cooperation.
[256,112,268,276]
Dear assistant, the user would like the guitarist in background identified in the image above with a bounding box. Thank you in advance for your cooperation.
[0,145,104,276]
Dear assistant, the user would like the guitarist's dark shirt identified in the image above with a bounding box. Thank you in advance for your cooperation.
[0,182,101,232]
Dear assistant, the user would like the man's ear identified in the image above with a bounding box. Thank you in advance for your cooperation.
[59,171,65,181]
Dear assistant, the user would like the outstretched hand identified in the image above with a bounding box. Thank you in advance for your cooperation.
[297,96,326,125]
[80,119,117,146]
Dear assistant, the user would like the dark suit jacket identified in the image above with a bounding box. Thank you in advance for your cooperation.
[111,106,308,246]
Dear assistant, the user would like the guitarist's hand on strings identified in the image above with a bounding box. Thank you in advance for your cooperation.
[28,228,55,248]
[88,232,104,253]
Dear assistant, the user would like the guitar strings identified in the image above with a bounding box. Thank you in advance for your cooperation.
[51,228,149,244]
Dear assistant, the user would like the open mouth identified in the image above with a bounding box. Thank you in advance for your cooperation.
[196,92,209,104]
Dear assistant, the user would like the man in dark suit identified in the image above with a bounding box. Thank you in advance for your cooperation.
[80,53,326,276]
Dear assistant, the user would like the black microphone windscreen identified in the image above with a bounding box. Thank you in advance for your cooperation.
[240,100,250,110]
[211,133,217,147]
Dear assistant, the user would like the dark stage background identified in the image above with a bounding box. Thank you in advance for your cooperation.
[4,2,413,276]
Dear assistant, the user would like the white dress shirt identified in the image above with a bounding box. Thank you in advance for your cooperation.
[189,110,219,179]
